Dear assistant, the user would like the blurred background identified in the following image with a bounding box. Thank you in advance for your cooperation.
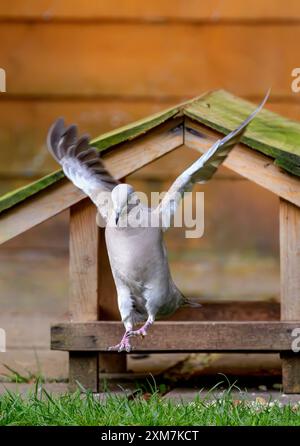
[0,1,299,385]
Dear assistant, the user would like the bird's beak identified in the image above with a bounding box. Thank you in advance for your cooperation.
[115,211,120,225]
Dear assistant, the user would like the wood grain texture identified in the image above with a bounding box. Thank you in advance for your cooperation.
[0,119,183,244]
[51,321,300,353]
[0,179,83,245]
[280,199,300,320]
[171,302,280,322]
[280,199,300,393]
[281,353,300,393]
[186,90,300,162]
[69,199,100,391]
[69,199,99,322]
[102,119,183,179]
[185,119,300,207]
[68,352,98,392]
[1,1,300,21]
[0,23,298,97]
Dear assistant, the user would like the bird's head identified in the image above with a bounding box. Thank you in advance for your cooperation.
[111,183,139,225]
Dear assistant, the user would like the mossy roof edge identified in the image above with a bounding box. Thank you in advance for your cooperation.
[1,89,300,215]
[0,103,185,214]
[185,90,300,177]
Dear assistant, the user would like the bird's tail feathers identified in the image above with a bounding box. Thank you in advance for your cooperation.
[181,297,202,308]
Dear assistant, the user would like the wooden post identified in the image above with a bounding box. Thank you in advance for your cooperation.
[280,198,300,393]
[69,198,100,392]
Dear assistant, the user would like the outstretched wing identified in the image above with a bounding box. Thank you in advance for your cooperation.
[47,118,119,222]
[155,91,270,230]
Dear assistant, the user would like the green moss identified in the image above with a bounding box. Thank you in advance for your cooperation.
[185,89,300,168]
[0,170,64,213]
[0,106,182,214]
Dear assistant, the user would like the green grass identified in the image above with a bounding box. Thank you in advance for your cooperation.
[0,385,300,426]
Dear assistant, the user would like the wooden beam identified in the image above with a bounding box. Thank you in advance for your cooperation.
[68,352,99,392]
[184,118,300,208]
[70,198,127,378]
[2,0,300,21]
[1,23,300,98]
[280,200,300,320]
[51,321,300,353]
[171,301,280,322]
[280,198,300,393]
[68,199,100,391]
[69,199,100,322]
[0,118,183,245]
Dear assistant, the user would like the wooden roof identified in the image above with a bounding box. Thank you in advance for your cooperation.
[1,89,300,215]
[0,103,183,214]
[185,90,300,176]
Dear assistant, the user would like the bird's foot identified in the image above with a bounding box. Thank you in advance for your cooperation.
[107,333,132,352]
[127,322,151,339]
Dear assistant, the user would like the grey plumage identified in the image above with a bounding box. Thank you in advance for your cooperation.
[47,117,119,194]
[47,92,269,351]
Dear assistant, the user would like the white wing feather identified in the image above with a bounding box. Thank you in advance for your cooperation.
[155,90,270,230]
[47,118,119,222]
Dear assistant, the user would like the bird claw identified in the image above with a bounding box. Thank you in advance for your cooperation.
[107,337,132,352]
[127,328,147,338]
[108,323,151,351]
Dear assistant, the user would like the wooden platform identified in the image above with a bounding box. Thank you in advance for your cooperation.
[51,321,300,353]
[1,94,300,394]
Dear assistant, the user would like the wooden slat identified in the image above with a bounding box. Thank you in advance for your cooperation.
[0,178,83,245]
[51,321,300,353]
[184,119,300,208]
[186,90,300,168]
[0,1,300,21]
[103,119,183,178]
[70,201,126,374]
[69,199,99,322]
[0,24,298,97]
[0,118,183,244]
[280,198,300,393]
[171,302,280,322]
[68,352,98,392]
[0,302,281,351]
[69,199,100,391]
[280,352,300,393]
[280,200,300,320]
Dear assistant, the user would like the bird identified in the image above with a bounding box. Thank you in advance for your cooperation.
[47,93,269,352]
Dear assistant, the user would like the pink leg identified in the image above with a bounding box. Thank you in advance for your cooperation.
[107,331,132,352]
[128,317,154,338]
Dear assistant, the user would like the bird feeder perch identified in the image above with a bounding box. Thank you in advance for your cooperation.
[1,90,300,393]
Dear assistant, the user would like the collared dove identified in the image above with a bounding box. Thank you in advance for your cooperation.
[47,93,268,352]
